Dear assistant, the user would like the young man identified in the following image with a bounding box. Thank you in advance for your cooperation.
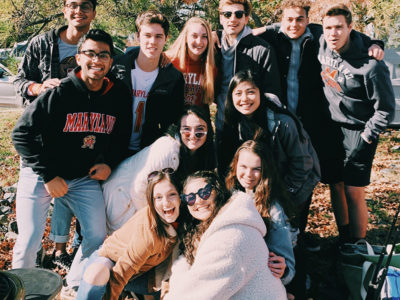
[111,10,184,154]
[214,0,281,133]
[254,0,386,246]
[13,0,98,267]
[14,0,97,103]
[318,4,395,242]
[11,29,132,297]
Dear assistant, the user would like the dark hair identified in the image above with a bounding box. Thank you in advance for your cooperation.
[146,172,181,239]
[136,10,170,36]
[323,3,352,25]
[224,69,305,141]
[168,106,216,184]
[64,0,97,10]
[181,170,230,265]
[77,29,114,56]
[219,0,252,16]
[281,0,310,17]
[225,140,296,227]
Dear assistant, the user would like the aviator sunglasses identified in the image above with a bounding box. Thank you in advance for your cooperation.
[220,10,245,19]
[147,168,174,182]
[181,183,213,206]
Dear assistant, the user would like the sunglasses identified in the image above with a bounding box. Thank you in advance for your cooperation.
[180,128,207,139]
[221,10,245,19]
[147,168,174,182]
[181,183,213,206]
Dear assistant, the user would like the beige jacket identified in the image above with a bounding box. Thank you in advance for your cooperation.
[98,206,177,299]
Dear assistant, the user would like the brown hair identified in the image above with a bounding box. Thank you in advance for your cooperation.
[280,0,311,17]
[323,3,352,25]
[181,171,229,265]
[165,17,215,105]
[135,10,170,36]
[146,172,180,239]
[218,0,252,16]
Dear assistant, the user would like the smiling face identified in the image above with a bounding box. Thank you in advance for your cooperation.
[219,3,249,41]
[232,80,261,116]
[180,113,208,153]
[138,23,167,60]
[323,15,352,53]
[184,178,216,222]
[153,179,180,224]
[281,7,309,40]
[236,149,262,193]
[186,23,208,61]
[76,39,113,90]
[63,0,96,31]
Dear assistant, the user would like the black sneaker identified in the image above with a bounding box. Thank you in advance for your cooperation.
[53,252,72,271]
[35,247,45,268]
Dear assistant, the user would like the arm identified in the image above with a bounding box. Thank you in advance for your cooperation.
[363,65,396,142]
[276,115,315,194]
[107,227,154,299]
[11,89,58,183]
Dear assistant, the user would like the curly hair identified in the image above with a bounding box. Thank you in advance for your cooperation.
[180,170,229,265]
[280,0,311,17]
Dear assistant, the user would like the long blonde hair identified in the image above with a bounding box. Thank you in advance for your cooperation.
[165,17,215,105]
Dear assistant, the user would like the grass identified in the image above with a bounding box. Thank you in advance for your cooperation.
[0,108,22,186]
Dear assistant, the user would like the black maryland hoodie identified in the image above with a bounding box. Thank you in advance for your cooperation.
[12,68,133,183]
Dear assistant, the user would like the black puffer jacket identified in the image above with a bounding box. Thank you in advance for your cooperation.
[14,26,68,103]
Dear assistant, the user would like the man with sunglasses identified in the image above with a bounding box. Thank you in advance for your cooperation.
[13,0,97,273]
[14,0,97,105]
[214,0,281,171]
[11,29,132,297]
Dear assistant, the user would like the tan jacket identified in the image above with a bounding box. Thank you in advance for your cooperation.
[98,206,177,299]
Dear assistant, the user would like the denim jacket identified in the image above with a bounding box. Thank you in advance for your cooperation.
[265,201,298,285]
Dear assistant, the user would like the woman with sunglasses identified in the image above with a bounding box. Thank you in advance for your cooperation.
[226,140,297,286]
[165,17,217,114]
[76,171,181,300]
[103,105,215,233]
[164,170,286,299]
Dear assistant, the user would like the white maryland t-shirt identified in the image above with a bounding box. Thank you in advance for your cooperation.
[129,60,159,151]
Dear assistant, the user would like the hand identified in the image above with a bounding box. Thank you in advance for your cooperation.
[368,44,384,61]
[252,26,267,36]
[212,31,221,49]
[89,163,111,181]
[268,252,286,279]
[39,78,62,94]
[44,176,68,198]
[160,52,171,68]
[361,132,373,144]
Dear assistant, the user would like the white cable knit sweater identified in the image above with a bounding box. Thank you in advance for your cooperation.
[165,191,286,300]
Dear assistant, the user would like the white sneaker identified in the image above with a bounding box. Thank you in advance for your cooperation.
[60,285,77,300]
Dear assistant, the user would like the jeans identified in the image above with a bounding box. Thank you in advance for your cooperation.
[12,166,106,289]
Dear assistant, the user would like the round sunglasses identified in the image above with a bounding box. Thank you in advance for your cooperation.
[180,183,213,206]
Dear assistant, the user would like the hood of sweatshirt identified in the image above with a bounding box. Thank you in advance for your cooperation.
[200,191,266,243]
[68,66,114,95]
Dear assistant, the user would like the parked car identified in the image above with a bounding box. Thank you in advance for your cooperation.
[0,63,23,108]
[384,48,400,129]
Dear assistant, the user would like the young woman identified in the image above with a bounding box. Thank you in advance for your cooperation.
[164,170,286,299]
[103,105,215,233]
[220,70,320,233]
[165,17,216,113]
[76,171,181,300]
[226,140,297,285]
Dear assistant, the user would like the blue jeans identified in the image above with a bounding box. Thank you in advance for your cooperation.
[12,166,106,289]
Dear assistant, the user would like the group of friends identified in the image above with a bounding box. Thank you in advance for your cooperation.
[10,0,396,299]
